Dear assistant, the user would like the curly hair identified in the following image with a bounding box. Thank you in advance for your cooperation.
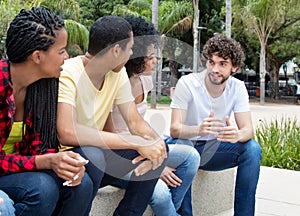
[124,16,160,77]
[202,34,245,68]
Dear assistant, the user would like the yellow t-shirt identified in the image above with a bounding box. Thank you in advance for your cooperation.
[4,121,23,154]
[58,56,134,150]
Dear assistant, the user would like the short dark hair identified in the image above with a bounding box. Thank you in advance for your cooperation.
[202,34,245,68]
[124,16,159,77]
[88,16,132,56]
[6,7,65,63]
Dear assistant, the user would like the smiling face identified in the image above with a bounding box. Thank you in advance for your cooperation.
[206,52,238,85]
[38,28,69,78]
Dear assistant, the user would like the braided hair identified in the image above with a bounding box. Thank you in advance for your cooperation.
[6,7,65,154]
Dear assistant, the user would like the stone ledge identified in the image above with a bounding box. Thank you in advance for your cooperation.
[90,168,236,216]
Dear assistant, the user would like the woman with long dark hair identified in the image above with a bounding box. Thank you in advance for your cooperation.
[0,7,94,216]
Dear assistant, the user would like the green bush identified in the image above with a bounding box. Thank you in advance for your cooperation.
[255,118,300,171]
[147,95,171,105]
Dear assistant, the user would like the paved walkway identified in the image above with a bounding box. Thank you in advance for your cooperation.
[145,102,300,216]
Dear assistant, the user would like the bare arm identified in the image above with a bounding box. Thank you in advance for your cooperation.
[171,108,250,143]
[117,101,167,169]
[35,151,87,186]
[57,102,166,161]
[170,108,224,139]
[117,102,161,140]
[170,108,200,139]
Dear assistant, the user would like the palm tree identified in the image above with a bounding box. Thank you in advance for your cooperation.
[225,0,232,38]
[64,19,89,57]
[41,0,80,20]
[193,0,199,73]
[242,0,279,104]
[113,0,194,107]
[151,0,159,108]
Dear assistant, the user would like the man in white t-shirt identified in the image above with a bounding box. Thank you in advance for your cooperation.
[57,16,167,216]
[170,34,262,216]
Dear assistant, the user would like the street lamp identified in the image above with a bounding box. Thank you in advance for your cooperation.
[197,26,207,71]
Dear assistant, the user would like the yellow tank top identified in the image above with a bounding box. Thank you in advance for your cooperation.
[4,122,23,154]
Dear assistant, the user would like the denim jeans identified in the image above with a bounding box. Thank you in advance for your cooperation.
[0,170,93,216]
[97,148,166,216]
[178,139,262,216]
[66,146,105,215]
[72,146,105,198]
[0,189,15,215]
[149,144,200,216]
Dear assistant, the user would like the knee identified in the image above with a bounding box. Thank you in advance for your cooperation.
[18,173,59,214]
[0,190,15,215]
[242,139,262,162]
[31,174,60,206]
[149,180,171,206]
[80,146,106,171]
[73,173,94,201]
[188,147,201,168]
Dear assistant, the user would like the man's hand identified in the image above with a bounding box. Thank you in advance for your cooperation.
[133,155,166,176]
[133,137,167,161]
[216,116,239,143]
[160,166,182,187]
[199,112,225,137]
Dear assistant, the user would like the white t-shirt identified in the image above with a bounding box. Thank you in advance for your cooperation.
[112,75,153,134]
[170,71,250,141]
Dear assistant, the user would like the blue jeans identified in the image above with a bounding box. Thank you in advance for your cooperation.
[177,139,262,216]
[149,144,200,216]
[0,189,15,215]
[95,148,166,216]
[0,171,93,216]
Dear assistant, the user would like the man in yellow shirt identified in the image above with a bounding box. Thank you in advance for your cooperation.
[57,16,167,216]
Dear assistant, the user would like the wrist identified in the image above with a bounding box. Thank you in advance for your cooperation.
[35,153,53,170]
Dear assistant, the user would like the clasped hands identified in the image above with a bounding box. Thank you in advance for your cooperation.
[200,112,239,143]
[132,137,167,176]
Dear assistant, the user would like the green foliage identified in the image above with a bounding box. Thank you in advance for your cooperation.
[77,0,125,29]
[255,118,300,171]
[0,0,43,56]
[41,0,81,20]
[158,0,193,36]
[65,19,89,57]
[0,0,85,57]
[147,95,171,105]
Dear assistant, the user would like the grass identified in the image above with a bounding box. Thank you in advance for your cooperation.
[255,118,300,171]
[147,95,171,105]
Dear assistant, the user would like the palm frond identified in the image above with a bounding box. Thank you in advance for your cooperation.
[65,19,89,55]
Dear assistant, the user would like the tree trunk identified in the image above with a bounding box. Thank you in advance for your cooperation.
[225,0,232,38]
[259,45,266,104]
[151,0,159,109]
[269,62,280,100]
[193,0,199,73]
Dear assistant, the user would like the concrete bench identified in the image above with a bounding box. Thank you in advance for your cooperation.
[90,168,236,216]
